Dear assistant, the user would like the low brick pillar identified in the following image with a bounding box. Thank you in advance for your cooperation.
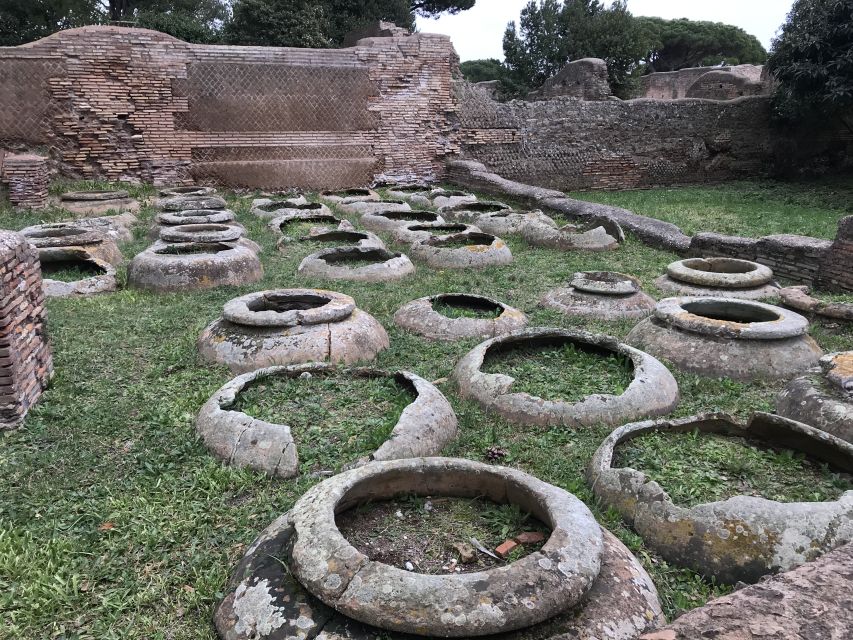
[0,231,53,428]
[816,216,853,292]
[1,154,49,210]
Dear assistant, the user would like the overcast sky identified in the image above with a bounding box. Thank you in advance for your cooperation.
[416,0,794,62]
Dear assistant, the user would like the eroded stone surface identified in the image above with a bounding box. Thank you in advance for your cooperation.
[195,366,457,477]
[198,289,389,373]
[627,297,822,382]
[22,214,137,244]
[776,352,853,444]
[668,258,773,288]
[391,222,479,245]
[39,247,117,298]
[22,225,124,266]
[475,209,557,236]
[453,327,679,427]
[59,190,139,216]
[394,293,528,341]
[215,519,662,640]
[410,232,513,269]
[298,247,415,282]
[159,186,215,197]
[128,241,263,292]
[360,209,443,232]
[157,194,227,211]
[288,458,603,636]
[588,412,853,584]
[438,200,512,224]
[337,200,411,216]
[521,218,622,251]
[287,226,385,252]
[254,200,331,220]
[779,286,853,321]
[541,272,656,321]
[639,542,853,640]
[160,223,244,244]
[430,189,478,210]
[320,189,380,204]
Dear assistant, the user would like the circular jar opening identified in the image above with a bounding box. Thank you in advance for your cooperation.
[433,294,503,319]
[682,258,759,274]
[572,271,639,295]
[246,292,331,313]
[41,256,106,281]
[682,299,781,323]
[429,232,496,248]
[168,186,205,195]
[410,223,468,234]
[453,202,507,213]
[301,230,369,244]
[390,184,429,193]
[278,215,338,233]
[176,224,231,233]
[322,248,398,265]
[325,189,371,197]
[379,211,439,222]
[260,201,322,213]
[172,209,227,218]
[155,242,232,255]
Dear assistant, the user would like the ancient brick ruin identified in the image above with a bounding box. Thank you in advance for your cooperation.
[0,154,49,209]
[0,231,53,428]
[0,26,458,189]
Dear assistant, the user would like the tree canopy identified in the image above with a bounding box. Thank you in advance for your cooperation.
[637,17,767,72]
[766,0,853,130]
[0,0,476,46]
[502,0,648,98]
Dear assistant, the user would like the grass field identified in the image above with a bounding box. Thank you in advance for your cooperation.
[0,179,851,639]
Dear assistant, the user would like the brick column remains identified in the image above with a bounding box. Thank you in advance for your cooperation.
[816,216,853,293]
[1,154,50,210]
[0,231,53,428]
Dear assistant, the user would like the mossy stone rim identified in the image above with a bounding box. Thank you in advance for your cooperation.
[221,289,355,328]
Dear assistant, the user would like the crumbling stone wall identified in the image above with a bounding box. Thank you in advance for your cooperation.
[0,231,53,429]
[0,154,49,209]
[816,216,853,293]
[0,26,458,188]
[457,81,851,191]
[527,58,611,101]
[640,64,766,100]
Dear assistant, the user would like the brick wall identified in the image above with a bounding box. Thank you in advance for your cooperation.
[0,26,458,189]
[816,216,853,293]
[1,154,49,209]
[456,82,852,192]
[0,231,53,428]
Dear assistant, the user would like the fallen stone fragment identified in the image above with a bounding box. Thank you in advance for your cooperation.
[495,539,518,558]
[639,542,853,640]
[39,248,117,298]
[22,224,124,266]
[515,531,546,545]
[778,285,853,321]
[452,542,476,563]
[521,217,622,251]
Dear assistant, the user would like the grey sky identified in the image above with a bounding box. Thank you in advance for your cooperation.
[416,0,794,62]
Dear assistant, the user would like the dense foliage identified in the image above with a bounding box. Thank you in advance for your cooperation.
[500,1,768,100]
[502,0,647,98]
[767,0,853,130]
[0,0,476,46]
[636,17,767,72]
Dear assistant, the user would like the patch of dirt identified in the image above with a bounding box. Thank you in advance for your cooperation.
[336,495,550,574]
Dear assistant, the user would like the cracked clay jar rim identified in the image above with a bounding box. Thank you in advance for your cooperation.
[221,289,355,327]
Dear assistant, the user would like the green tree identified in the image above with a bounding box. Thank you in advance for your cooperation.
[0,0,101,46]
[767,0,853,132]
[412,0,475,18]
[459,58,507,83]
[636,17,767,72]
[502,0,647,98]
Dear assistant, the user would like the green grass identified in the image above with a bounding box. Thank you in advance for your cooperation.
[482,341,634,402]
[569,177,853,239]
[232,373,414,474]
[41,259,104,282]
[0,178,851,637]
[614,430,853,507]
[432,296,503,319]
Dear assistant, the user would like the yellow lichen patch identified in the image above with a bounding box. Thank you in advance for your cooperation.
[465,244,490,253]
[829,352,853,377]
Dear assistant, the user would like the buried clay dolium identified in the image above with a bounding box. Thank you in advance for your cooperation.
[588,412,853,584]
[195,364,458,478]
[298,247,415,282]
[540,271,656,321]
[394,293,528,341]
[627,297,823,382]
[410,232,513,270]
[655,257,779,299]
[198,288,389,372]
[453,327,679,427]
[213,457,665,640]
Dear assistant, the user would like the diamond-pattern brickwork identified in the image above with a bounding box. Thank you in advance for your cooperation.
[0,26,458,188]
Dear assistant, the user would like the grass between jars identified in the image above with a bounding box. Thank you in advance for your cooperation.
[0,177,851,638]
[232,374,414,474]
